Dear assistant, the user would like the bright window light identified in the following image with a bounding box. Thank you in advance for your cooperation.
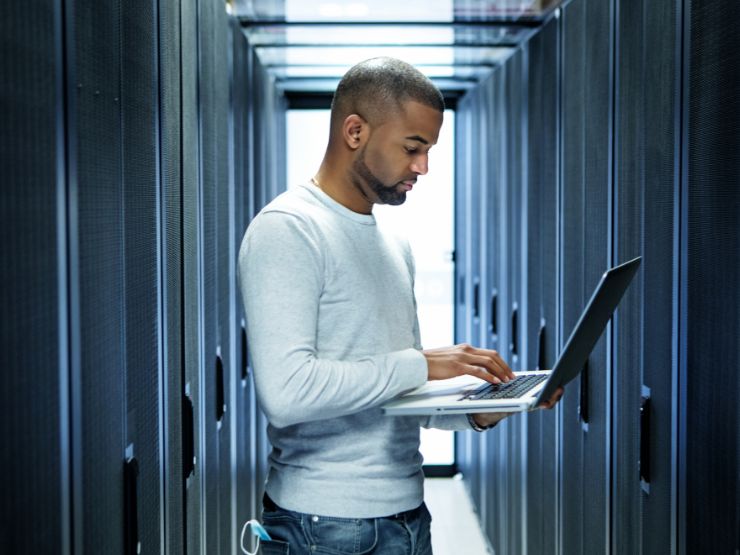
[283,25,456,46]
[286,0,453,22]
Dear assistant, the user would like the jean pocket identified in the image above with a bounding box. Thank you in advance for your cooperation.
[259,539,290,554]
[307,516,378,555]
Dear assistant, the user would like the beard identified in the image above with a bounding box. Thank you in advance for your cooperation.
[351,147,407,206]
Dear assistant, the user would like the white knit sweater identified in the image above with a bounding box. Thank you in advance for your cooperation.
[238,182,470,518]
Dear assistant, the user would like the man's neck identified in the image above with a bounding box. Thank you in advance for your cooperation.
[312,166,373,215]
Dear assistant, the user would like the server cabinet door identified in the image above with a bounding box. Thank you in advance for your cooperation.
[248,53,289,516]
[121,0,165,551]
[67,0,167,551]
[198,0,231,551]
[503,51,526,555]
[483,67,510,555]
[182,0,203,546]
[231,19,256,548]
[213,2,234,552]
[612,0,680,553]
[0,1,67,551]
[524,15,560,555]
[682,2,740,552]
[69,2,126,552]
[454,98,475,499]
[560,0,613,553]
[159,0,186,549]
[454,99,480,510]
[476,75,495,538]
[469,85,484,519]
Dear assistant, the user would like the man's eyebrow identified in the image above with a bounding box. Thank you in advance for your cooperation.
[405,135,429,145]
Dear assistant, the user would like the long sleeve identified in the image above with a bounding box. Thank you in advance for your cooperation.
[239,211,428,429]
[237,183,467,517]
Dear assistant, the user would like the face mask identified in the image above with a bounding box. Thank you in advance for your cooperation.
[240,519,272,555]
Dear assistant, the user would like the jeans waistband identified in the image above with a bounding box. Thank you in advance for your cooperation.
[262,493,424,521]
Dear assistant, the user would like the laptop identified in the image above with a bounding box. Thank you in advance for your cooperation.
[382,256,641,416]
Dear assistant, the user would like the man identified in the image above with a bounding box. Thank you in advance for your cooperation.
[238,57,562,555]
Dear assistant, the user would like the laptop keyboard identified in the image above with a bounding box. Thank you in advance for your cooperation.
[460,374,548,401]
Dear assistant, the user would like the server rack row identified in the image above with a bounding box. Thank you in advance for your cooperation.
[1,0,284,552]
[2,0,738,553]
[454,0,739,554]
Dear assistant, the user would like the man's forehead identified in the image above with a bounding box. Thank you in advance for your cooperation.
[398,103,442,143]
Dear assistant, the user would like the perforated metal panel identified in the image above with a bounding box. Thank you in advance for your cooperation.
[612,0,679,553]
[469,82,483,519]
[158,0,185,549]
[198,0,222,550]
[232,20,254,549]
[502,50,526,555]
[476,74,493,537]
[120,0,165,550]
[612,3,645,549]
[640,9,678,549]
[71,0,127,551]
[524,15,560,555]
[484,66,508,554]
[0,0,65,551]
[480,69,508,551]
[684,1,740,552]
[250,54,273,511]
[214,2,234,552]
[560,0,612,553]
[454,94,474,501]
[182,0,203,547]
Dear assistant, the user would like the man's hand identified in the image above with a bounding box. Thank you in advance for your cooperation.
[471,412,513,428]
[537,386,564,410]
[422,344,515,384]
[470,386,566,429]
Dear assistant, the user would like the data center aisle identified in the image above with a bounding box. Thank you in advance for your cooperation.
[425,478,491,555]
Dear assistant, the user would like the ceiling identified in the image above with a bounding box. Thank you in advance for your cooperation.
[233,0,562,97]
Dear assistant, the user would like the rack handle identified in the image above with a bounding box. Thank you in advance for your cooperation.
[536,319,547,370]
[490,290,498,338]
[216,354,226,422]
[510,304,518,356]
[473,279,480,320]
[640,392,652,485]
[579,360,589,424]
[124,456,141,555]
[182,393,195,477]
[241,323,249,380]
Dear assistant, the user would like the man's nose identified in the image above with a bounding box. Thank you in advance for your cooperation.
[410,154,429,175]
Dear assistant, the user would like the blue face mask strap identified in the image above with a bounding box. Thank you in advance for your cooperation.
[240,519,272,555]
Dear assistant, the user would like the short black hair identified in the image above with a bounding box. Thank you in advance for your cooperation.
[330,57,445,132]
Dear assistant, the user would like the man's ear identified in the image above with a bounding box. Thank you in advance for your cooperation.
[342,114,366,150]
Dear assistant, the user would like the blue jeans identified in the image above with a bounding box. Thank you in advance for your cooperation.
[259,494,433,555]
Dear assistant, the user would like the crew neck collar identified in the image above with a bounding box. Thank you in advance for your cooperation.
[301,181,376,225]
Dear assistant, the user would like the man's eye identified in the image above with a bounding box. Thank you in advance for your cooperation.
[405,147,417,154]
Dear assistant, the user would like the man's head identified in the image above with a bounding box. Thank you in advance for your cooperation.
[321,58,445,213]
[329,57,445,134]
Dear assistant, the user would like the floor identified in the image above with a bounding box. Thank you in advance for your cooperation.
[424,477,491,555]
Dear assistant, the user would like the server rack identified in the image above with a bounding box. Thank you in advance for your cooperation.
[1,0,69,551]
[159,0,186,550]
[523,14,560,555]
[611,0,681,552]
[182,0,203,550]
[681,1,740,552]
[455,98,481,516]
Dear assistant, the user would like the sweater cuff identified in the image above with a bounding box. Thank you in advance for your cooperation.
[396,348,429,391]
